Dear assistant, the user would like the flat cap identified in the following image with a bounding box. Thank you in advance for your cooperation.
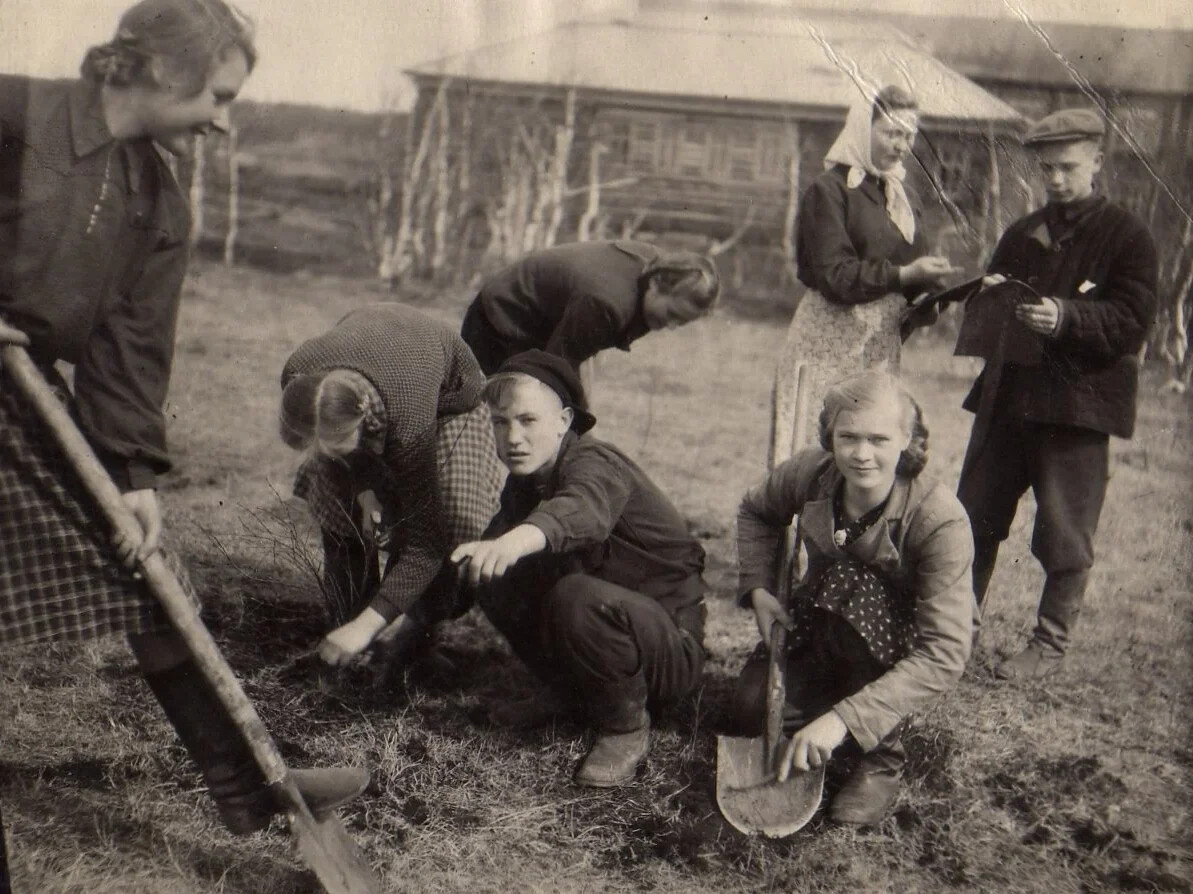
[1023,108,1105,146]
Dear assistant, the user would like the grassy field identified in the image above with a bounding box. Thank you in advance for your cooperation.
[2,260,1191,893]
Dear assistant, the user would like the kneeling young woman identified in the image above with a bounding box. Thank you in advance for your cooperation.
[732,371,976,826]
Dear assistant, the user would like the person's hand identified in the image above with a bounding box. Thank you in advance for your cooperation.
[778,710,849,780]
[749,587,794,649]
[0,318,30,347]
[898,255,959,288]
[1015,296,1060,335]
[899,300,940,340]
[451,524,547,587]
[114,488,162,567]
[357,489,390,549]
[981,272,1008,288]
[319,607,388,666]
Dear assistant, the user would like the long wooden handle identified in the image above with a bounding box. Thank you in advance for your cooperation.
[764,363,809,771]
[1,344,289,787]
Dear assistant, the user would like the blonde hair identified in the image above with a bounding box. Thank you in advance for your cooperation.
[482,372,562,411]
[817,370,929,478]
[279,369,373,457]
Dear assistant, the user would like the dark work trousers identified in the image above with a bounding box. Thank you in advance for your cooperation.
[730,611,905,771]
[958,413,1109,653]
[460,302,521,375]
[477,562,706,733]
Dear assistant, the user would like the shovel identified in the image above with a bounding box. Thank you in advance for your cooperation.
[716,363,824,837]
[2,344,383,894]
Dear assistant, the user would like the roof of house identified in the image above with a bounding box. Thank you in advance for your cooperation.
[406,5,1021,124]
[870,11,1193,96]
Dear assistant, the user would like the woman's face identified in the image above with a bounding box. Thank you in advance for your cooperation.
[870,109,918,172]
[138,47,250,154]
[831,402,911,498]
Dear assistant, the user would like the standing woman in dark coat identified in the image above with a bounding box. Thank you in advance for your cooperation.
[0,0,366,839]
[771,85,957,465]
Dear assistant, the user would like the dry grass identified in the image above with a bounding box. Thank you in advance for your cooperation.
[2,261,1191,893]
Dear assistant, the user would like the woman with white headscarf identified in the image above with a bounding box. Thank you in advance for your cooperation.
[770,85,957,466]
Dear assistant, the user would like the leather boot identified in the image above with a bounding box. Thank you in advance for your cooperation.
[995,639,1064,681]
[830,736,905,826]
[574,705,650,788]
[141,660,369,835]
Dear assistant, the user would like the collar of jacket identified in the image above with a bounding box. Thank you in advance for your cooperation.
[801,461,912,568]
[1032,194,1107,248]
[523,428,580,496]
[68,79,149,193]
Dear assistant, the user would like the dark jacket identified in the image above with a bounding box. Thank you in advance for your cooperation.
[282,303,486,619]
[795,165,928,305]
[964,196,1158,438]
[488,431,705,613]
[0,75,191,490]
[737,449,975,751]
[465,240,658,370]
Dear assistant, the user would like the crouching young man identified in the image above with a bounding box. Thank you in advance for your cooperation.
[451,350,706,787]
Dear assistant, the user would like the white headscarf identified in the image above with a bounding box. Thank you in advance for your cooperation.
[823,92,917,244]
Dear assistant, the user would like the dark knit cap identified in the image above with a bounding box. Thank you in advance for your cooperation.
[497,350,597,433]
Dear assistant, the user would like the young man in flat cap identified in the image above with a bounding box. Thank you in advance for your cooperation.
[460,241,720,374]
[957,108,1158,680]
[452,350,706,787]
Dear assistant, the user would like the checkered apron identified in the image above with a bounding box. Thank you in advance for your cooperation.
[296,401,504,549]
[0,368,184,646]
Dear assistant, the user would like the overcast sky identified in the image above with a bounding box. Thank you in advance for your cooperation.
[2,0,1189,110]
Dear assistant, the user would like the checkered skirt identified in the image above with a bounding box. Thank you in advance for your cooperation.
[0,372,178,646]
[296,401,505,547]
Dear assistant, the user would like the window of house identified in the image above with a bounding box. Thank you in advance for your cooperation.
[675,123,710,177]
[628,121,661,171]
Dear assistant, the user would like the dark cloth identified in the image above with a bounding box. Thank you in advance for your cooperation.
[479,570,705,731]
[0,76,191,645]
[283,304,498,620]
[304,402,504,625]
[959,412,1108,651]
[961,196,1158,438]
[478,431,707,726]
[491,432,706,612]
[794,165,928,306]
[792,558,915,669]
[463,240,658,371]
[1,75,191,490]
[736,449,974,751]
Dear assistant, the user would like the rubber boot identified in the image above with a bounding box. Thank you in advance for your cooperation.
[141,660,369,834]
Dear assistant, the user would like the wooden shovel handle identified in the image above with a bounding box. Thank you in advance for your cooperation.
[1,344,289,787]
[764,363,810,770]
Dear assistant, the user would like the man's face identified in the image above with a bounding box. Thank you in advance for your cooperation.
[490,380,572,476]
[1036,139,1102,205]
[139,48,250,155]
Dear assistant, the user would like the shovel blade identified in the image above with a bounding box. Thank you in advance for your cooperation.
[274,779,382,894]
[715,734,824,838]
